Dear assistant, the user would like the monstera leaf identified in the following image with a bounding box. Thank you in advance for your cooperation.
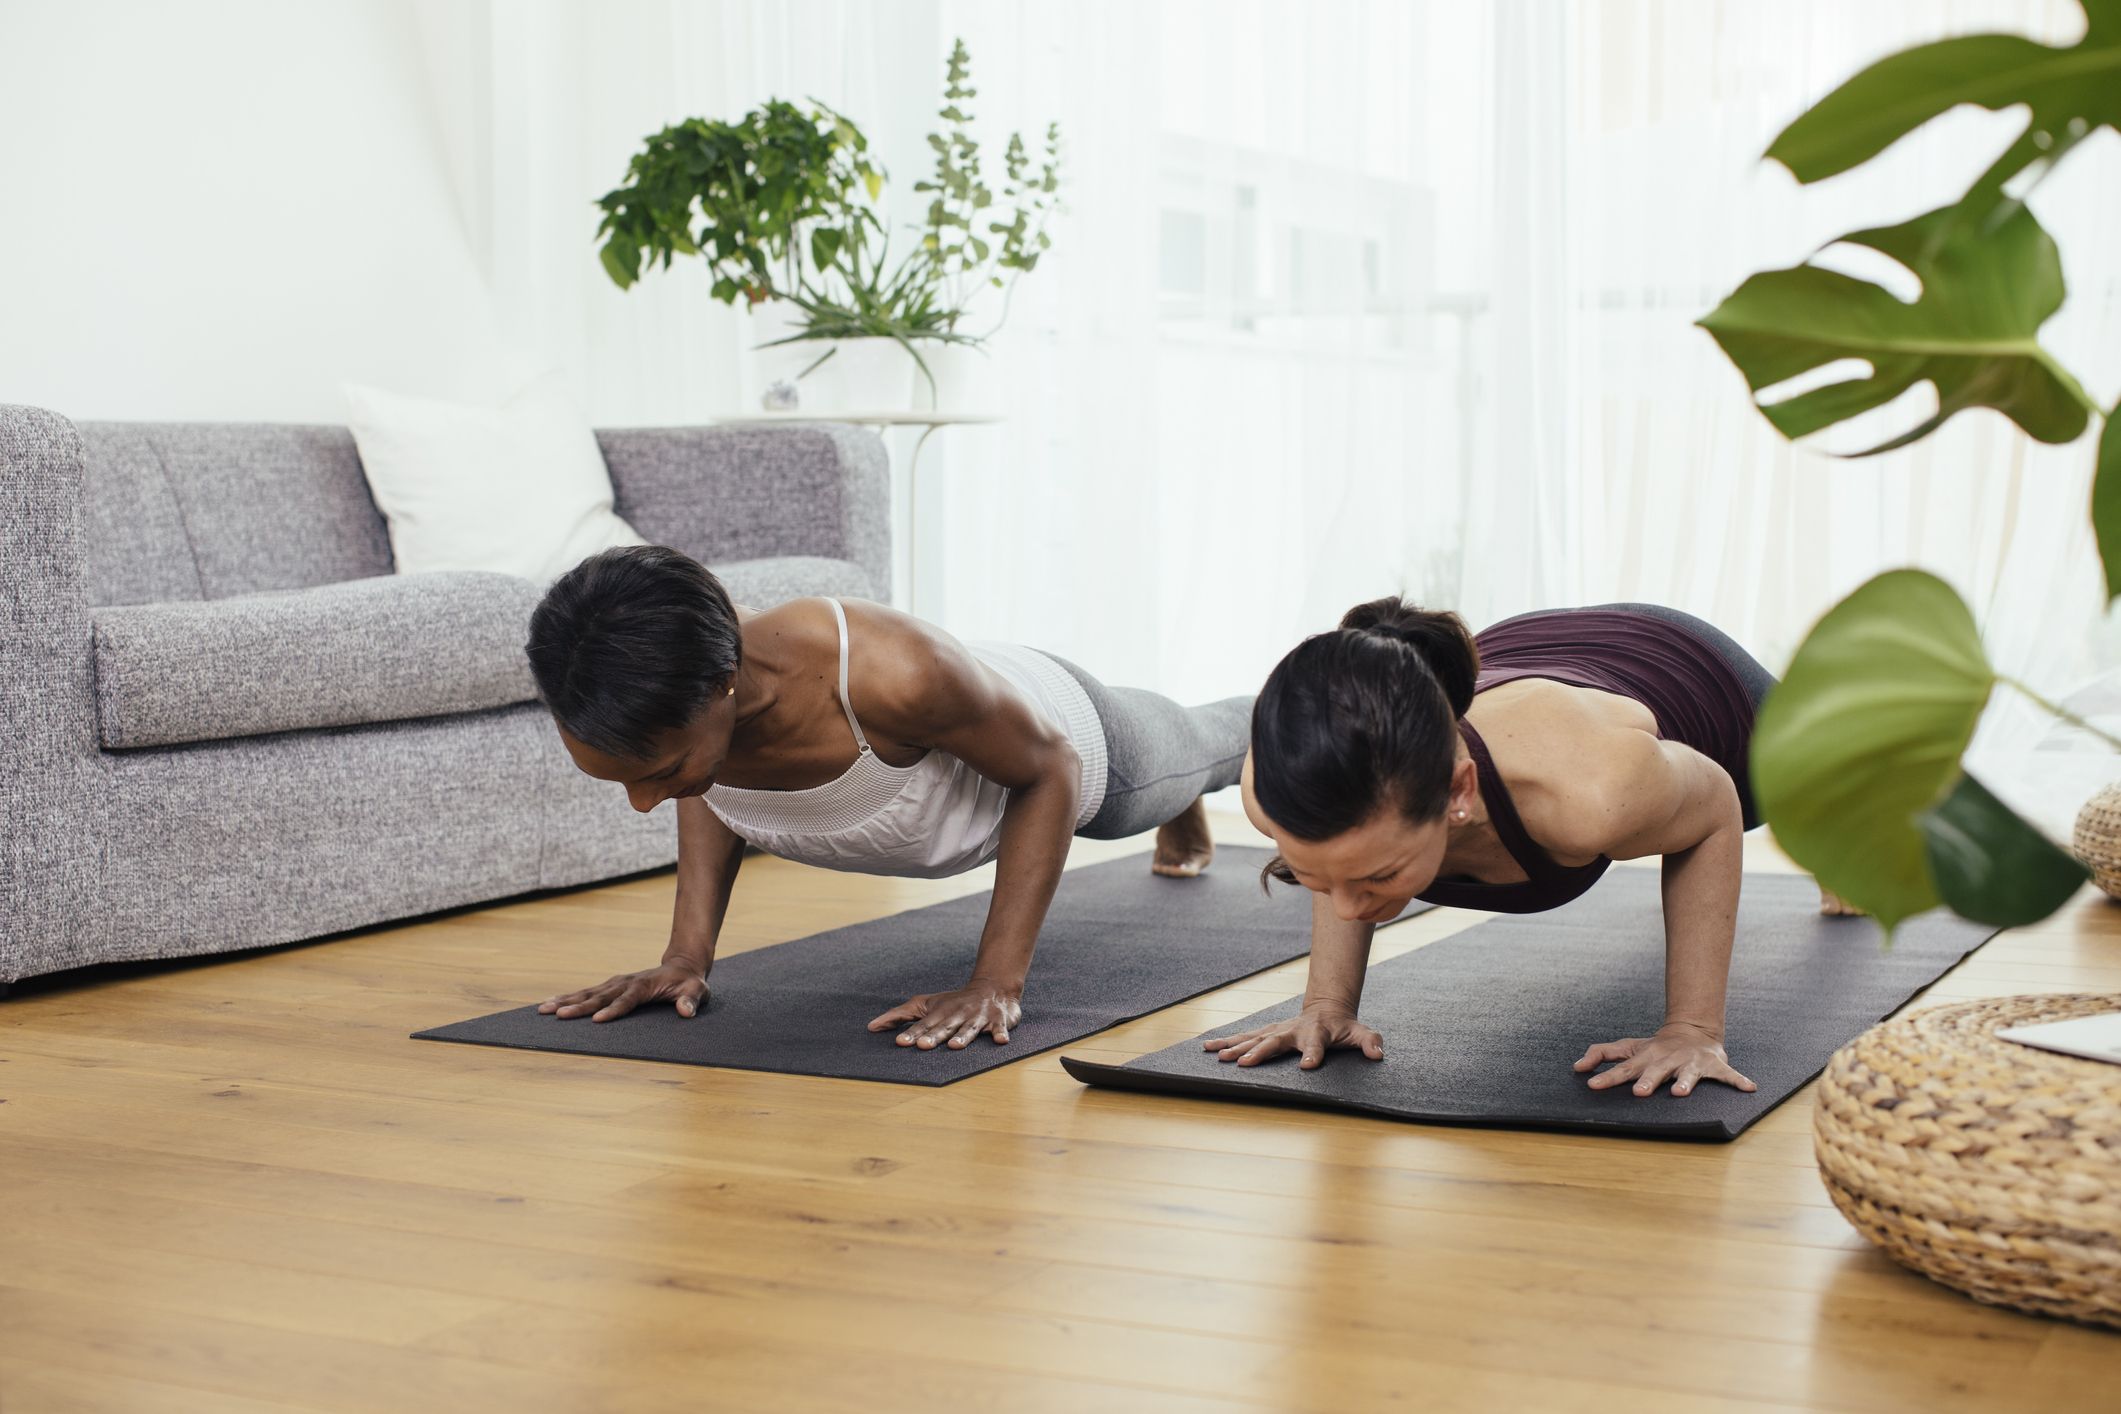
[1766,0,2121,186]
[1698,203,2096,456]
[1920,775,2089,927]
[1720,2,2111,939]
[1751,570,2085,931]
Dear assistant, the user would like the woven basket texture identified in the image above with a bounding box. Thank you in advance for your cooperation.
[2076,784,2121,899]
[1814,994,2121,1329]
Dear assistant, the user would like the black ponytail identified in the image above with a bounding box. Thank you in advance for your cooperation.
[1252,597,1478,851]
[1335,596,1479,718]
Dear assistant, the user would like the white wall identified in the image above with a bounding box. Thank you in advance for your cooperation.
[0,0,950,428]
[0,0,522,422]
[1,0,2110,727]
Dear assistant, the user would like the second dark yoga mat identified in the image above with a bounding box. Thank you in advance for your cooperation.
[1062,870,2000,1141]
[414,847,1432,1086]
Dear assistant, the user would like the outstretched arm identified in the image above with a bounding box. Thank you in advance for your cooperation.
[1204,895,1385,1069]
[851,613,1083,1049]
[1206,754,1388,1069]
[541,796,746,1022]
[1548,733,1756,1097]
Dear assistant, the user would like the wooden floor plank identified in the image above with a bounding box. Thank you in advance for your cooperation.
[2,814,2115,1411]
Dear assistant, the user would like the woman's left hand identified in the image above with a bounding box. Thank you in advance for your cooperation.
[867,980,1023,1050]
[1573,1023,1757,1097]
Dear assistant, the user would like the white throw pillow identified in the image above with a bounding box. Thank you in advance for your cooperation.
[344,374,644,582]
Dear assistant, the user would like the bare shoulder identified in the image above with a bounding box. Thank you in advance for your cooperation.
[741,595,841,660]
[1470,682,1671,862]
[1469,679,1658,759]
[834,599,994,733]
[1465,679,1642,766]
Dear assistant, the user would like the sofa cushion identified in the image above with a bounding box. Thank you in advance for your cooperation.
[712,555,877,609]
[76,422,396,603]
[93,573,544,749]
[74,423,207,606]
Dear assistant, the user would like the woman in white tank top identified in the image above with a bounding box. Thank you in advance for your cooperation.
[523,547,1253,1054]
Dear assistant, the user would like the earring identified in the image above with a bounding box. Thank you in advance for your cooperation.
[1454,809,1469,822]
[727,685,737,697]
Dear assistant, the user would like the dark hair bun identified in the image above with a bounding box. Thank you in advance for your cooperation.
[1339,596,1479,717]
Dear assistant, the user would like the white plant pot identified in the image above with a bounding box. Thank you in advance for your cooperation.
[740,303,818,411]
[911,340,996,414]
[740,311,994,416]
[804,337,918,414]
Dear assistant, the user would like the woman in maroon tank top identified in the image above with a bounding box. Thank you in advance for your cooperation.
[1219,596,1788,1101]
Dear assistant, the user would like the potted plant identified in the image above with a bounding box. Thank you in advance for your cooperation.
[594,39,1062,413]
[1698,0,2120,932]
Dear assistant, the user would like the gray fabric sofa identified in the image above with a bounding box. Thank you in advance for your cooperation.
[0,405,888,987]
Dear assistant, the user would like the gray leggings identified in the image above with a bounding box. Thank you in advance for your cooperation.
[1044,655,1254,839]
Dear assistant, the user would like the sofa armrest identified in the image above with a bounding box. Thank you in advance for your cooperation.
[1,405,102,980]
[596,423,892,602]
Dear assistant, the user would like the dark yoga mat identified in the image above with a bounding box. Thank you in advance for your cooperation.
[414,847,1433,1086]
[1061,870,2000,1141]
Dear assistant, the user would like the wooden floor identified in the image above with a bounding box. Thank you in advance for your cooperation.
[3,814,2117,1413]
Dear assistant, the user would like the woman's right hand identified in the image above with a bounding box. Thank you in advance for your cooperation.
[1203,1004,1384,1070]
[538,959,710,1022]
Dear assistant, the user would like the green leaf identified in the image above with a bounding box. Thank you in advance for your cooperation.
[1766,4,2121,185]
[1751,569,1996,930]
[810,226,843,272]
[1698,203,2096,455]
[1918,774,2088,926]
[597,43,1054,333]
[2097,407,2121,601]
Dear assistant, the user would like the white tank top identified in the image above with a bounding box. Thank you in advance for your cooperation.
[703,599,1108,879]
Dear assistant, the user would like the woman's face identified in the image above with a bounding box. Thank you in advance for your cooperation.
[558,691,738,814]
[1266,808,1451,922]
[1241,752,1476,922]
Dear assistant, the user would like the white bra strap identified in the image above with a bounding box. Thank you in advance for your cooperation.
[826,598,872,755]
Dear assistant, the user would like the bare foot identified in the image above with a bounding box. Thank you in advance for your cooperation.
[1819,886,1867,917]
[1152,797,1215,878]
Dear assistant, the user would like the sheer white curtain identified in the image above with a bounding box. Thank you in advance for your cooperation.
[1467,0,2120,782]
[1521,1,2118,693]
[939,0,2119,711]
[457,0,2120,723]
[936,0,1467,694]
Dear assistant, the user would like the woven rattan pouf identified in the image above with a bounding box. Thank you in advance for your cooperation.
[2077,784,2121,899]
[1814,994,2121,1329]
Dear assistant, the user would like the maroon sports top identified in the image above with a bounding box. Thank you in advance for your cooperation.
[1414,609,1758,915]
